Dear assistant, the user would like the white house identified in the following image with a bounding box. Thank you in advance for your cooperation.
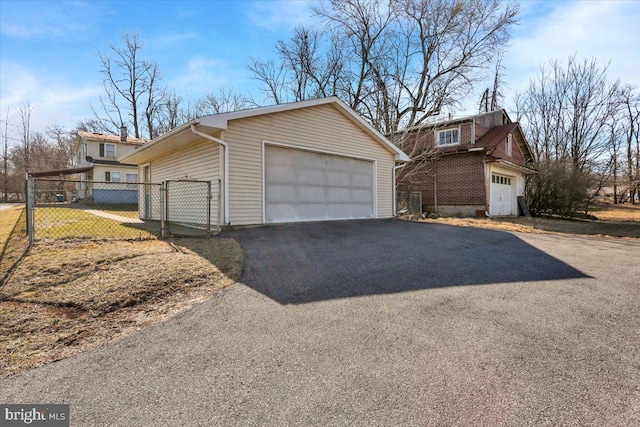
[73,129,147,203]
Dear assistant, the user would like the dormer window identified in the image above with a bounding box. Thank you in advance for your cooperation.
[437,128,460,146]
[100,143,116,158]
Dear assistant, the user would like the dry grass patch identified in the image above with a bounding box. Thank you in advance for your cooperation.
[1,206,23,248]
[414,214,640,238]
[0,207,29,283]
[0,237,243,378]
[590,201,640,222]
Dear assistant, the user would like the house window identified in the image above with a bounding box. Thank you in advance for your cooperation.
[105,171,121,182]
[125,173,138,188]
[506,135,513,156]
[100,143,116,158]
[437,128,460,146]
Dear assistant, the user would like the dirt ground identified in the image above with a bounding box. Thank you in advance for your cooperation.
[0,237,243,378]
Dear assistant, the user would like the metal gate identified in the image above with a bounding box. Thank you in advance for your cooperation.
[164,179,218,237]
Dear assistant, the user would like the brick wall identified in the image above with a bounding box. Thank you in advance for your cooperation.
[398,152,486,210]
[491,133,526,166]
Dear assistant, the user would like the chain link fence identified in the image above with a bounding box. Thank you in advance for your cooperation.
[26,177,219,244]
[165,180,218,237]
[397,191,423,214]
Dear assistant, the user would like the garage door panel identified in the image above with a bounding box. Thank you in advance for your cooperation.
[265,146,374,223]
[490,173,513,216]
[326,203,364,219]
[326,187,351,203]
[298,186,326,203]
[352,189,374,204]
[298,169,325,185]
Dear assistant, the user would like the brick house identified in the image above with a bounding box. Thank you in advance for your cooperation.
[395,109,535,216]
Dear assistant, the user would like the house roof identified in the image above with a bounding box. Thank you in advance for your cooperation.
[120,97,410,164]
[475,123,518,148]
[28,166,94,177]
[403,108,513,132]
[76,131,148,146]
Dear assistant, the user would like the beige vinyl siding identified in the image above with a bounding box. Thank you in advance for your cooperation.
[224,103,395,225]
[144,138,222,226]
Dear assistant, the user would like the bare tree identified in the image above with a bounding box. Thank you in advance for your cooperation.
[1,108,11,201]
[392,125,442,185]
[16,102,32,174]
[195,87,252,115]
[248,58,287,105]
[251,0,520,135]
[618,85,640,203]
[516,56,623,215]
[516,56,619,170]
[47,125,75,168]
[94,33,164,139]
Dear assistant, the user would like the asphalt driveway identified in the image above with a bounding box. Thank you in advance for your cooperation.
[224,219,588,304]
[1,220,639,426]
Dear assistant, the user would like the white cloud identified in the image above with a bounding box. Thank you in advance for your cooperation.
[245,0,318,30]
[170,56,237,93]
[0,1,97,41]
[147,31,200,50]
[502,0,640,106]
[1,62,101,137]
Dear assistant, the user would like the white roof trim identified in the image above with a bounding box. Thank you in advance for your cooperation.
[488,159,537,175]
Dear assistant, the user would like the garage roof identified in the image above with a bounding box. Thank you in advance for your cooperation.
[121,97,410,164]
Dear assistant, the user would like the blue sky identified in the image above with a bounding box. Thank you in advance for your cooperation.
[1,0,639,140]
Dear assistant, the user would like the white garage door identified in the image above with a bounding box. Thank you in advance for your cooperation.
[265,145,374,223]
[490,174,512,216]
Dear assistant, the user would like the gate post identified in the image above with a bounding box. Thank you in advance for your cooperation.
[160,181,167,239]
[217,179,222,231]
[206,181,212,234]
[25,174,35,247]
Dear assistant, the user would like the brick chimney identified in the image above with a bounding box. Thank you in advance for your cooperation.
[120,126,127,142]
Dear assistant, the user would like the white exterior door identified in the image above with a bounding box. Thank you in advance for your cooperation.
[264,145,374,223]
[490,174,513,216]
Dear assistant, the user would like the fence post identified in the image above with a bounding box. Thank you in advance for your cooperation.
[25,175,34,247]
[217,179,222,231]
[206,181,212,234]
[160,181,167,239]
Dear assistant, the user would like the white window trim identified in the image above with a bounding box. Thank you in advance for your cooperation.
[506,134,513,156]
[436,126,461,146]
[104,143,116,159]
[107,171,121,182]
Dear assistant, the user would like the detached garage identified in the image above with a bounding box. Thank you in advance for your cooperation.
[120,97,410,227]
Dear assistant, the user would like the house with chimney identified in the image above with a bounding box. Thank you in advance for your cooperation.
[72,127,147,203]
[395,109,536,217]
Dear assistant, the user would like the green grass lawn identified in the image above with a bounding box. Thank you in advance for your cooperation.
[34,207,155,240]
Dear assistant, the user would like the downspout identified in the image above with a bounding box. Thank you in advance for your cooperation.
[471,119,476,144]
[393,163,407,216]
[190,125,229,225]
